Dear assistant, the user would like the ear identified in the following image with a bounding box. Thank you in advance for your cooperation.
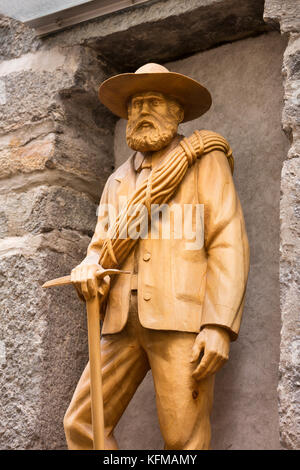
[177,106,184,123]
[170,99,184,123]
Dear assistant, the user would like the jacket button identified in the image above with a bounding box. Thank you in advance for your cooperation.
[143,253,151,261]
[144,293,151,301]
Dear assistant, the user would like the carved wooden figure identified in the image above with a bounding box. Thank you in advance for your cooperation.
[45,63,250,450]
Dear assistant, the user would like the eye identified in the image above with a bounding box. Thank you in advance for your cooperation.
[133,100,142,109]
[151,99,160,106]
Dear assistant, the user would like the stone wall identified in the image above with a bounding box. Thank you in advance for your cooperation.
[264,0,300,450]
[0,0,299,450]
[0,16,116,449]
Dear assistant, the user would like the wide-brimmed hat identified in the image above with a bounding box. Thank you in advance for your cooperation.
[98,63,212,122]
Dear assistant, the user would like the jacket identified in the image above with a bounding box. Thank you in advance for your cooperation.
[87,135,250,341]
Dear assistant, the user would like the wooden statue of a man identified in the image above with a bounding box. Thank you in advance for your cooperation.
[63,63,250,450]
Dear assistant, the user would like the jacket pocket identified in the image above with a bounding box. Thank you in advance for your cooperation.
[171,247,207,304]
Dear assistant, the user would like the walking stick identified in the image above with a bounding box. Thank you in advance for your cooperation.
[42,268,129,450]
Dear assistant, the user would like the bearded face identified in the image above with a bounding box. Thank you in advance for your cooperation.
[126,91,184,152]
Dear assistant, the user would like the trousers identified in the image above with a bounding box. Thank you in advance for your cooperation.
[64,292,215,450]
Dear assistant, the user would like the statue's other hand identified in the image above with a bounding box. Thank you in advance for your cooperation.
[70,263,110,302]
[190,325,230,381]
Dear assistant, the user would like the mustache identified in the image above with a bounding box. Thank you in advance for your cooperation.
[128,115,160,133]
[128,114,170,132]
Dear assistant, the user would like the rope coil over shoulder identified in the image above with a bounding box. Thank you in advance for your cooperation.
[100,130,234,269]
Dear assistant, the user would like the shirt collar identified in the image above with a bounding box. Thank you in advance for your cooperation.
[134,152,152,173]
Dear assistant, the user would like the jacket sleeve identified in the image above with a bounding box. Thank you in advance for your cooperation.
[197,149,250,341]
[83,176,112,264]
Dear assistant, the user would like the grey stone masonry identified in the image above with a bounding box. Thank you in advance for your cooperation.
[43,0,272,71]
[264,0,300,450]
[0,14,39,61]
[0,16,116,449]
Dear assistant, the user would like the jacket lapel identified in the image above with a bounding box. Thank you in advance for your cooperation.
[114,152,136,209]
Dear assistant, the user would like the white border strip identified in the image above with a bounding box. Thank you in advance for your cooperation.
[23,0,150,36]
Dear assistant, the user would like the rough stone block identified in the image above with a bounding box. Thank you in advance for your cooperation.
[0,185,97,238]
[0,230,91,449]
[282,34,300,162]
[279,157,300,449]
[44,0,270,70]
[0,46,115,198]
[264,0,300,33]
[0,15,39,61]
[0,131,56,179]
[0,47,83,134]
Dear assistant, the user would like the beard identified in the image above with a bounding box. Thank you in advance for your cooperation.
[126,112,178,152]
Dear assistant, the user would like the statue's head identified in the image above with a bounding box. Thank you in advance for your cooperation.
[126,91,184,152]
[98,62,212,151]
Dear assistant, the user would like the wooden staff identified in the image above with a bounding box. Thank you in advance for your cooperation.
[42,268,129,450]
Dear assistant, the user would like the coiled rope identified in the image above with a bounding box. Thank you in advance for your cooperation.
[99,130,233,269]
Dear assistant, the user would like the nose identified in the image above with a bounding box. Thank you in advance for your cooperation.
[140,100,151,114]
